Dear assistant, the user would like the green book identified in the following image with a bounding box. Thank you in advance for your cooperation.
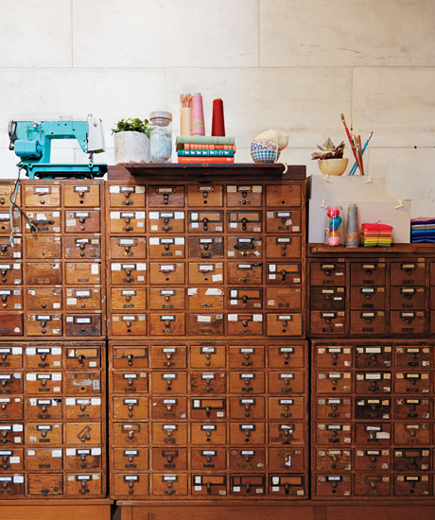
[176,135,235,150]
[177,150,235,157]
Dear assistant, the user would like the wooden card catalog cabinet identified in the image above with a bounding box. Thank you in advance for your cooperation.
[106,166,308,501]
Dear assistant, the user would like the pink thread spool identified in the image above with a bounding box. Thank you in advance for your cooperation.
[191,92,205,136]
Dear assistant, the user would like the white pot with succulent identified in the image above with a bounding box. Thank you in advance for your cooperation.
[112,118,152,164]
[311,138,348,176]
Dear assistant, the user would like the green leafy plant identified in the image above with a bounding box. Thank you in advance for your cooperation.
[311,138,345,160]
[112,118,152,138]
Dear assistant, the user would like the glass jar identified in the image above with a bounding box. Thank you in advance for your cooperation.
[150,111,172,163]
[324,205,344,246]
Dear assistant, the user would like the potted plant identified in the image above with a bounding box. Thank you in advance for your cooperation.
[112,118,152,164]
[311,138,348,176]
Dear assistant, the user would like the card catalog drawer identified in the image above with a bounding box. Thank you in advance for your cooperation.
[64,183,100,207]
[269,422,304,445]
[66,262,100,285]
[188,287,224,311]
[266,210,302,233]
[24,184,60,207]
[266,313,302,336]
[267,262,301,285]
[395,345,430,368]
[350,262,386,286]
[191,423,226,445]
[0,346,23,369]
[269,448,305,472]
[355,345,392,368]
[109,237,146,259]
[24,211,61,234]
[393,397,430,420]
[65,372,100,394]
[265,236,302,259]
[0,424,23,445]
[65,397,102,419]
[113,447,149,471]
[26,287,62,311]
[109,211,146,234]
[355,371,391,394]
[113,397,149,421]
[152,422,187,445]
[227,288,262,311]
[0,397,23,420]
[350,286,385,310]
[151,473,188,496]
[0,474,25,497]
[391,286,426,310]
[310,311,346,335]
[355,398,391,420]
[394,474,430,497]
[227,236,262,259]
[112,372,148,394]
[109,185,146,208]
[111,262,146,285]
[394,371,431,394]
[149,211,185,234]
[0,238,22,261]
[227,313,263,336]
[229,372,265,394]
[267,287,302,310]
[310,262,346,286]
[190,371,226,395]
[65,288,102,311]
[315,398,351,420]
[25,235,61,259]
[149,262,184,285]
[316,345,352,369]
[0,448,24,471]
[112,473,149,497]
[316,423,352,446]
[26,314,62,336]
[315,449,351,471]
[268,344,305,368]
[189,210,223,233]
[390,311,425,335]
[191,448,226,471]
[229,423,265,445]
[151,397,187,420]
[149,185,185,207]
[227,262,262,285]
[268,397,304,420]
[25,398,62,421]
[111,314,147,336]
[350,311,386,335]
[354,423,391,445]
[0,288,22,312]
[112,346,148,369]
[26,422,62,444]
[0,263,22,285]
[188,184,223,206]
[188,236,224,259]
[393,448,430,472]
[151,372,187,394]
[64,236,101,259]
[268,371,304,394]
[0,314,22,336]
[229,397,265,420]
[230,448,266,471]
[149,288,184,311]
[25,448,62,471]
[65,210,100,233]
[188,314,224,336]
[65,473,102,497]
[65,447,102,470]
[25,372,61,394]
[393,422,430,445]
[391,261,426,286]
[227,211,262,233]
[316,371,352,393]
[227,185,262,207]
[113,422,149,446]
[149,313,185,336]
[65,345,100,370]
[310,287,345,311]
[355,449,390,471]
[315,474,352,497]
[65,314,101,337]
[354,473,390,497]
[150,345,187,369]
[188,262,224,285]
[190,345,226,369]
[149,237,185,259]
[229,345,264,369]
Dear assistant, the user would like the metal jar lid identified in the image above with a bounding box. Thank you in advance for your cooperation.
[150,111,172,121]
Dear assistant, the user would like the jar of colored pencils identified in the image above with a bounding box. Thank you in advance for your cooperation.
[324,205,344,246]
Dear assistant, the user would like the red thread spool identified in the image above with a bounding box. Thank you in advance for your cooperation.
[212,98,225,136]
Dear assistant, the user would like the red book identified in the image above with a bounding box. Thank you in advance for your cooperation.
[177,156,235,164]
[184,143,237,151]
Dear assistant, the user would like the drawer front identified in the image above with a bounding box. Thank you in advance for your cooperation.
[395,345,431,368]
[64,236,101,259]
[112,473,149,497]
[27,473,63,496]
[109,237,147,259]
[315,449,351,471]
[190,397,225,420]
[113,447,149,471]
[268,448,305,471]
[191,448,226,470]
[354,423,392,445]
[26,287,62,311]
[64,183,100,207]
[390,311,425,335]
[0,346,23,369]
[191,423,226,445]
[394,475,430,496]
[149,263,184,285]
[393,397,430,420]
[149,288,184,311]
[227,236,262,259]
[311,287,345,311]
[112,346,148,369]
[350,286,385,310]
[227,185,262,207]
[227,211,262,233]
[151,397,187,420]
[188,262,224,285]
[0,288,22,313]
[267,287,302,310]
[265,236,302,259]
[0,184,20,206]
[113,396,149,421]
[187,184,223,206]
[25,448,63,471]
[152,423,187,445]
[231,474,265,496]
[66,262,101,285]
[109,185,146,208]
[266,262,301,286]
[266,313,302,336]
[65,473,102,496]
[350,262,386,285]
[355,449,390,471]
[311,311,346,335]
[65,210,100,233]
[150,372,187,394]
[316,423,352,446]
[355,345,392,368]
[25,398,62,421]
[188,314,224,336]
[268,344,305,368]
[316,346,352,369]
[25,235,61,259]
[151,473,188,496]
[190,372,226,395]
[188,210,223,233]
[391,286,425,309]
[64,314,102,337]
[229,345,265,369]
[65,288,102,311]
[229,397,265,420]
[229,372,265,394]
[266,184,301,207]
[0,210,20,234]
[65,422,101,445]
[26,314,62,336]
[24,211,61,234]
[65,397,102,419]
[355,398,391,420]
[111,314,147,336]
[316,371,352,393]
[0,424,23,445]
[391,261,426,285]
[111,262,147,285]
[269,422,304,445]
[113,423,149,446]
[229,423,265,445]
[0,314,23,336]
[354,473,391,497]
[268,474,304,497]
[149,313,186,336]
[24,184,60,207]
[310,262,346,286]
[109,211,146,234]
[149,186,185,207]
[65,346,100,370]
[0,397,23,420]
[149,211,185,234]
[149,237,185,259]
[393,422,431,445]
[150,345,187,369]
[350,311,386,335]
[227,262,262,285]
[112,372,149,394]
[188,236,224,259]
[25,372,61,394]
[268,397,304,420]
[26,423,62,444]
[0,448,24,471]
[65,447,102,470]
[192,474,227,496]
[268,371,304,394]
[393,448,430,471]
[190,345,226,369]
[394,372,431,393]
[266,209,302,233]
[227,314,263,336]
[355,372,392,394]
[0,263,22,285]
[188,287,224,311]
[315,397,352,421]
[0,238,22,261]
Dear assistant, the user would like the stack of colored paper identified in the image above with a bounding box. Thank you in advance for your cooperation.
[411,217,435,243]
[360,223,393,247]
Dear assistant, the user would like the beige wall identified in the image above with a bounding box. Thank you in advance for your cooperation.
[0,0,434,215]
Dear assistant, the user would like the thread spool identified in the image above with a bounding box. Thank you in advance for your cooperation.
[191,92,205,136]
[345,203,359,247]
[180,107,191,136]
[211,98,225,136]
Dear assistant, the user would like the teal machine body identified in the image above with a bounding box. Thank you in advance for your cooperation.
[8,116,107,178]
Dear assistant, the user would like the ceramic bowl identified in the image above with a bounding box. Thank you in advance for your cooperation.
[250,139,280,163]
[318,158,348,176]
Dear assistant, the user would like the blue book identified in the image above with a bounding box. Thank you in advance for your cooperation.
[177,149,235,157]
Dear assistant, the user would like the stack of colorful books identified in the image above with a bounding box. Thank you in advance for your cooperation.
[176,135,236,164]
[411,217,435,243]
[360,223,393,247]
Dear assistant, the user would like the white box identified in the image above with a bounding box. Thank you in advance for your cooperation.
[308,199,411,244]
[307,175,387,201]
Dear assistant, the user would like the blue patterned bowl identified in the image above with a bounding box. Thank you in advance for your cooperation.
[250,139,280,163]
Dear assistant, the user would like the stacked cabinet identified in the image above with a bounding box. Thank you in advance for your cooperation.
[308,244,435,499]
[106,165,309,500]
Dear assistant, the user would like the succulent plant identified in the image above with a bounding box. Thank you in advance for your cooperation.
[112,118,152,138]
[311,138,345,160]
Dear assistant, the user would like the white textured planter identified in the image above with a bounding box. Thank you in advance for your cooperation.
[114,131,150,164]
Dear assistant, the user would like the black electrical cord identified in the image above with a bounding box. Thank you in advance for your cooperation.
[9,166,37,235]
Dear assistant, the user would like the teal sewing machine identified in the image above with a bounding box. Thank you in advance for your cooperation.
[8,115,107,178]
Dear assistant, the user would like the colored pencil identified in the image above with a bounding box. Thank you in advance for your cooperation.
[341,113,362,174]
[350,132,373,175]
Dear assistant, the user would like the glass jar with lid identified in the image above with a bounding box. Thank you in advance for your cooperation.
[150,111,172,163]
